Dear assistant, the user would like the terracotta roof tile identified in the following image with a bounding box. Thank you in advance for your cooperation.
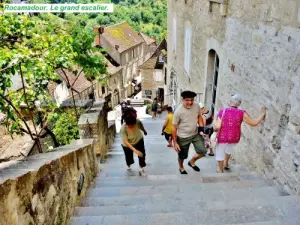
[56,69,92,93]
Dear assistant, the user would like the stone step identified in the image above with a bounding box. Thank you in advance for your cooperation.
[96,171,263,180]
[86,185,284,199]
[70,217,280,225]
[76,195,299,216]
[96,170,264,181]
[70,206,283,225]
[92,176,267,188]
[111,141,170,147]
[106,150,175,157]
[99,162,249,176]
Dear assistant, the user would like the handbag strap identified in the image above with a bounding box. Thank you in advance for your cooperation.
[220,108,227,127]
[216,108,226,138]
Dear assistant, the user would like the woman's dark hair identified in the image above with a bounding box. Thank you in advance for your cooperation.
[122,107,137,117]
[124,113,137,125]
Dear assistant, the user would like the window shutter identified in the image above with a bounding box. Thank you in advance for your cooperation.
[173,16,177,52]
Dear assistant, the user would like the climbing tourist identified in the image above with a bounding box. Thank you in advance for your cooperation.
[151,98,158,119]
[120,99,128,124]
[214,94,266,173]
[120,110,148,176]
[157,103,162,118]
[198,102,215,156]
[172,91,206,174]
[161,106,173,147]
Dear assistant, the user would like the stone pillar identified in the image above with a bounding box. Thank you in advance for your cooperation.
[78,100,116,161]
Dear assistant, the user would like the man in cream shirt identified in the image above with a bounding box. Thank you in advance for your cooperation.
[172,91,206,174]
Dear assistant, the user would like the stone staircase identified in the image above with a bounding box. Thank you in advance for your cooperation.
[69,118,300,225]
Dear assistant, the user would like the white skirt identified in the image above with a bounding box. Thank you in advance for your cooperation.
[215,143,237,161]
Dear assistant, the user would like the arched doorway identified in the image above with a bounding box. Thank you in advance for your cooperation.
[114,89,120,106]
[205,50,219,115]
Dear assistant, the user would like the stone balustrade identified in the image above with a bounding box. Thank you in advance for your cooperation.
[0,139,97,225]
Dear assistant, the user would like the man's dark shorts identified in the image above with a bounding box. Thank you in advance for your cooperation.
[177,134,206,160]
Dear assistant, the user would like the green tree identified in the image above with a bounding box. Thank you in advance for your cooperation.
[0,14,74,151]
[49,110,79,145]
[141,10,154,23]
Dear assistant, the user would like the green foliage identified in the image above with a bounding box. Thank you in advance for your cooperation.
[0,13,107,140]
[48,110,79,145]
[30,0,167,41]
[110,0,167,41]
[0,14,74,135]
[146,103,151,115]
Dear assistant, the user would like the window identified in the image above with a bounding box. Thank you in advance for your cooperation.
[172,13,177,53]
[145,90,152,96]
[101,86,105,95]
[184,26,192,75]
[125,53,129,62]
[155,70,163,81]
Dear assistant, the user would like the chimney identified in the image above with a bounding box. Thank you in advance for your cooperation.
[115,45,120,51]
[93,26,104,47]
[152,36,157,43]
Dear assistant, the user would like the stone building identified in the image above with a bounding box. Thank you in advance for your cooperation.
[96,59,123,109]
[167,0,300,194]
[48,69,94,107]
[139,39,167,103]
[94,22,156,100]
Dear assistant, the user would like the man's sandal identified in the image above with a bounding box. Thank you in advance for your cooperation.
[179,169,188,174]
[188,161,200,172]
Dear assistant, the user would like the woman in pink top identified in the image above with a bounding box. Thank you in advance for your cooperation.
[214,94,266,173]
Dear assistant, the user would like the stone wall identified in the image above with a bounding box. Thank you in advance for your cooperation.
[141,69,156,99]
[141,68,165,100]
[0,139,98,225]
[78,100,116,162]
[168,0,300,194]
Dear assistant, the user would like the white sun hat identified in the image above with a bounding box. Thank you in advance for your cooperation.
[199,102,204,109]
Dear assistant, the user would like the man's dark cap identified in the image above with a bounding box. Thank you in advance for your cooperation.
[181,91,197,99]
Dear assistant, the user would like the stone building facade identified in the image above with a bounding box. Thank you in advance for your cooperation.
[167,0,300,194]
[94,22,156,101]
[139,39,167,103]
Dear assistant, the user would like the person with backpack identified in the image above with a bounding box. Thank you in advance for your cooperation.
[151,98,158,119]
[120,100,128,124]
